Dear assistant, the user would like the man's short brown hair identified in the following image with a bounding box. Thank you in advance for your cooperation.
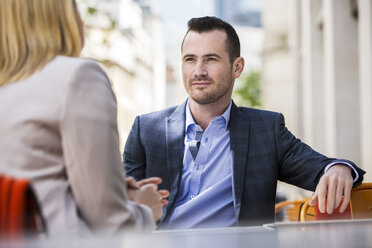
[182,16,241,64]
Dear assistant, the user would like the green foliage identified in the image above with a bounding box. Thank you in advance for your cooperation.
[87,7,98,15]
[233,71,261,108]
[84,4,117,30]
[110,20,117,30]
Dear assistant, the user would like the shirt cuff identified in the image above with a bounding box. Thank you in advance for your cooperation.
[324,161,359,183]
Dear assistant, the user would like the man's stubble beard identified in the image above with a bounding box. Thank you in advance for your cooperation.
[187,74,234,105]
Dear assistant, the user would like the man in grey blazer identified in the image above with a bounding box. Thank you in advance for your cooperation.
[123,16,365,229]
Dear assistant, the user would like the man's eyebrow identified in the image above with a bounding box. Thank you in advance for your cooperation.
[182,53,222,60]
[204,53,222,59]
[182,54,195,59]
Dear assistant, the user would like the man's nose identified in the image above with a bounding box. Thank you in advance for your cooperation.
[193,61,207,78]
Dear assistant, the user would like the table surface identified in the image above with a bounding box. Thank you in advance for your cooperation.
[3,219,372,248]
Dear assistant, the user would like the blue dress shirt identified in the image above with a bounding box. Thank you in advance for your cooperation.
[162,100,237,229]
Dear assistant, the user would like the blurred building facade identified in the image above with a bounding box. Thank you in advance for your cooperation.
[78,0,166,150]
[215,0,262,27]
[262,0,372,181]
[214,0,263,73]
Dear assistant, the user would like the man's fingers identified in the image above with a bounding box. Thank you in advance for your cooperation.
[326,178,337,214]
[335,182,344,209]
[339,183,352,213]
[158,189,170,198]
[137,177,162,187]
[316,178,327,213]
[318,190,326,214]
[161,199,169,206]
[309,193,318,206]
[142,183,158,191]
[125,177,139,189]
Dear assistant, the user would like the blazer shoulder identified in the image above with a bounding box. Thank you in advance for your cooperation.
[138,104,182,121]
[237,106,281,121]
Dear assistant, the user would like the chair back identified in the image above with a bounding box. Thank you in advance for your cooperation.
[350,182,372,219]
[0,174,46,241]
[300,182,372,222]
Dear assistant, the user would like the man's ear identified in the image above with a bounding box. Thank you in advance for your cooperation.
[232,57,245,78]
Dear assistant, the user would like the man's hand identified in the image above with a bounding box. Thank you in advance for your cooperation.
[135,177,169,206]
[125,177,140,190]
[127,184,164,221]
[309,164,353,214]
[125,177,170,220]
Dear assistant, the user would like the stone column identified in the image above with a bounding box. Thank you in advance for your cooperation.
[301,0,326,153]
[262,0,295,135]
[290,0,303,138]
[323,0,360,163]
[359,0,372,176]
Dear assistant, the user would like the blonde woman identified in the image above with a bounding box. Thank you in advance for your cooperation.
[0,0,166,236]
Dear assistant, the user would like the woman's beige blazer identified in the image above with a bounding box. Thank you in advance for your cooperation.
[0,56,153,236]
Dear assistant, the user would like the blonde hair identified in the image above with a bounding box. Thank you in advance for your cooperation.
[0,0,83,86]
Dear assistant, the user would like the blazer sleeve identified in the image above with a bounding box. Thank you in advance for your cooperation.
[60,59,154,234]
[123,116,147,181]
[275,113,365,190]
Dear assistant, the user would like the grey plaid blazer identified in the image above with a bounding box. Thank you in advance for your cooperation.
[123,100,364,226]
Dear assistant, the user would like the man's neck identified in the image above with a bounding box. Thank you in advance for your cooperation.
[189,98,231,130]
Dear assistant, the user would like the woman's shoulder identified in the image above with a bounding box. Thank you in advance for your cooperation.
[44,56,109,87]
[50,56,103,74]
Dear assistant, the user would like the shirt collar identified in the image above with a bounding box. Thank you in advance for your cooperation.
[185,98,232,132]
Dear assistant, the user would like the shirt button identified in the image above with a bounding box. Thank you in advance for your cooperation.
[190,195,195,199]
[196,166,200,171]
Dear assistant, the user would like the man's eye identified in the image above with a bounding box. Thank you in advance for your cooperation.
[207,57,217,61]
[184,58,195,62]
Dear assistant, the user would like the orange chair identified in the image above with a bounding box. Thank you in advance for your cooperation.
[349,183,372,219]
[300,183,372,222]
[275,200,307,222]
[300,198,352,221]
[0,174,46,241]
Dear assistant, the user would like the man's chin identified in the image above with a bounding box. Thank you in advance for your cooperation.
[190,95,216,105]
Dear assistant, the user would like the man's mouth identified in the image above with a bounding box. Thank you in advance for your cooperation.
[192,81,211,86]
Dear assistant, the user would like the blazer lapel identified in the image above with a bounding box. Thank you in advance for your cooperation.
[165,101,187,215]
[229,102,250,220]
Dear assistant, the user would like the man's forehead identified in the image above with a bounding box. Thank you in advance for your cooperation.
[184,29,227,41]
[182,30,228,55]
